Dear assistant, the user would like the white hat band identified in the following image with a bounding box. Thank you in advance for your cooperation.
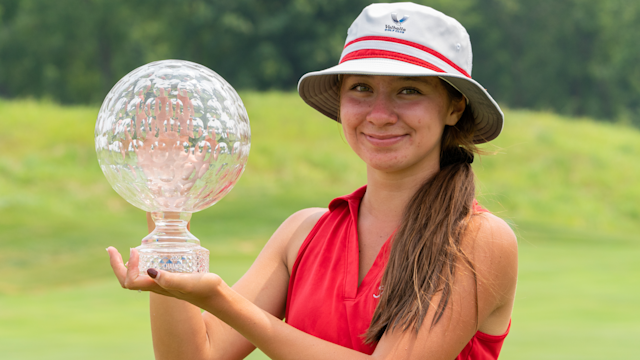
[340,36,471,79]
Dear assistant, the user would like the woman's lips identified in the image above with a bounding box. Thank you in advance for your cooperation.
[364,133,408,147]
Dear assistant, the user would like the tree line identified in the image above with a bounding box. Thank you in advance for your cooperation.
[0,0,638,126]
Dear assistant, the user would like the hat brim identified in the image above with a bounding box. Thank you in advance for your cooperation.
[298,58,503,144]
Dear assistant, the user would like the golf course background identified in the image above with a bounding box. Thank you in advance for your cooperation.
[1,93,639,359]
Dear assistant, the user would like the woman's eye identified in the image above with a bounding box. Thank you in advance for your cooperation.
[352,84,371,92]
[400,88,420,95]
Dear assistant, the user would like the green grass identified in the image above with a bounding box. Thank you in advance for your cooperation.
[501,228,640,359]
[0,256,261,360]
[0,94,639,359]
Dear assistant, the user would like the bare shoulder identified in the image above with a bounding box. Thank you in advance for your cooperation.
[463,212,518,334]
[466,212,518,257]
[466,212,518,300]
[282,207,329,232]
[268,207,328,273]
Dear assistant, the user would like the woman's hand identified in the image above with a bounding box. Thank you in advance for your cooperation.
[106,247,224,309]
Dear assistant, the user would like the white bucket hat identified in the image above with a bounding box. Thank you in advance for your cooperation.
[298,2,504,143]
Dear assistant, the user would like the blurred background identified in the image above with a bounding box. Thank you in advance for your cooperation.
[0,0,638,359]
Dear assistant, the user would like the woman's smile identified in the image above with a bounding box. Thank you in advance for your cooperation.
[362,132,409,147]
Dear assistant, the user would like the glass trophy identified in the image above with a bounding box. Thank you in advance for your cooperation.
[95,60,251,273]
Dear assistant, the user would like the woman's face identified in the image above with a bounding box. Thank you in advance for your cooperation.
[339,75,465,174]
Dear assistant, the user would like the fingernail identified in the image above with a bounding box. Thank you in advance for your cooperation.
[106,247,109,252]
[130,248,133,256]
[147,268,158,279]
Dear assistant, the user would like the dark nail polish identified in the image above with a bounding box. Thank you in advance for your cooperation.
[147,268,158,279]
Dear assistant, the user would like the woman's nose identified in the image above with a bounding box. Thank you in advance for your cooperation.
[365,93,398,126]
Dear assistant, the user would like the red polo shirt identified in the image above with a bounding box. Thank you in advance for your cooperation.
[285,186,510,359]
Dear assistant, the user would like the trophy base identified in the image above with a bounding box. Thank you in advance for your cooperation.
[137,242,209,274]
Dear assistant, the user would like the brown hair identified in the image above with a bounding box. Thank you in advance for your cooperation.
[364,80,479,343]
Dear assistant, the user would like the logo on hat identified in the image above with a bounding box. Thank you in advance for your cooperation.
[386,12,408,33]
[391,13,409,24]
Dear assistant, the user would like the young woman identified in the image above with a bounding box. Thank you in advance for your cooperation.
[107,3,517,360]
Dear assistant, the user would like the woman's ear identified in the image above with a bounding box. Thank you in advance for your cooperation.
[445,96,466,126]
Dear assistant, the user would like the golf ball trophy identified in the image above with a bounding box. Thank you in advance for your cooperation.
[95,60,251,273]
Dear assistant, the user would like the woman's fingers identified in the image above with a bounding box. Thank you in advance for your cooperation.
[123,248,163,291]
[147,268,188,292]
[107,246,128,288]
[124,248,141,288]
[148,269,223,303]
[107,247,160,292]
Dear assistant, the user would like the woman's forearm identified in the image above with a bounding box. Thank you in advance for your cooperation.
[206,282,370,360]
[150,293,211,360]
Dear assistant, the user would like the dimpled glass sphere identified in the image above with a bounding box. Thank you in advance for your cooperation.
[95,60,250,273]
[96,59,250,212]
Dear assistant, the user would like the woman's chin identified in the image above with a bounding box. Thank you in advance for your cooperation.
[366,159,417,174]
[363,153,441,176]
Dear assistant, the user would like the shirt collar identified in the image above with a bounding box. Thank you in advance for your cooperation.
[328,185,367,212]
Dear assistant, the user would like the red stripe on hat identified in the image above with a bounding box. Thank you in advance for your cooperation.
[344,36,471,78]
[340,49,446,74]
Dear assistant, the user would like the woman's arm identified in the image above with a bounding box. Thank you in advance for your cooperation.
[108,207,328,360]
[121,212,517,360]
[373,212,518,359]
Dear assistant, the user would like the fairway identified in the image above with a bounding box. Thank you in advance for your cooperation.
[1,94,639,359]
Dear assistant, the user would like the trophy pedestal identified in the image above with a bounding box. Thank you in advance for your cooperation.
[137,212,209,274]
[137,243,209,274]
